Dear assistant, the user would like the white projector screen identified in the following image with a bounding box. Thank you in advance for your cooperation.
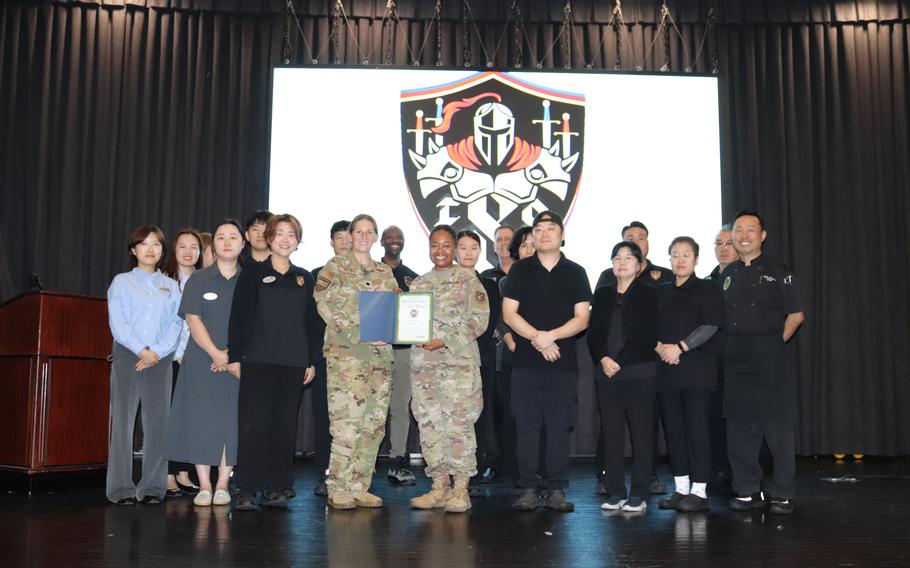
[269,67,721,282]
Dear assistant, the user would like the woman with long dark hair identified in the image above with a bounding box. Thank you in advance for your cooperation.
[162,228,203,496]
[106,225,182,505]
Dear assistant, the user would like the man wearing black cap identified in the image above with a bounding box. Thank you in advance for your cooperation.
[502,211,592,512]
[595,221,673,291]
[593,220,673,495]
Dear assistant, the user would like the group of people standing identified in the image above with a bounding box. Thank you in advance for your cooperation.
[104,206,804,517]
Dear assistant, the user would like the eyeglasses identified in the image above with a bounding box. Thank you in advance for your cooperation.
[714,241,734,248]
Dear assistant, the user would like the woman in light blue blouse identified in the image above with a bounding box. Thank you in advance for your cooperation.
[106,225,183,505]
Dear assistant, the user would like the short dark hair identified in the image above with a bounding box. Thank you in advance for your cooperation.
[212,218,244,238]
[509,226,533,260]
[430,224,457,242]
[732,209,764,230]
[611,240,643,264]
[330,220,350,238]
[127,225,168,270]
[245,209,272,230]
[456,229,482,245]
[668,236,699,257]
[621,221,648,237]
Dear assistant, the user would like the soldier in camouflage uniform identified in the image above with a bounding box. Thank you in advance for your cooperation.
[314,214,399,510]
[409,225,489,513]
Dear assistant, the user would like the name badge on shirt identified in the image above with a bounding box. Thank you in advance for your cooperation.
[262,276,277,284]
[203,292,218,301]
[159,287,171,297]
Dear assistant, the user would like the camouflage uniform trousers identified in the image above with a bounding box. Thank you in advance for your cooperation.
[410,360,483,478]
[325,354,392,496]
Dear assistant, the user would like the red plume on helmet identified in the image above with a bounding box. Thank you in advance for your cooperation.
[430,92,502,134]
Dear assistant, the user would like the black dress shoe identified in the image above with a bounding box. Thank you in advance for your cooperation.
[141,495,163,505]
[729,492,766,511]
[234,492,257,511]
[115,497,137,506]
[658,492,687,509]
[261,487,289,509]
[677,494,709,512]
[176,481,200,494]
[768,497,793,515]
[314,481,328,497]
[166,488,183,498]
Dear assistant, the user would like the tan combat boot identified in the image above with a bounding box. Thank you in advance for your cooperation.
[327,493,357,510]
[410,475,451,509]
[444,476,472,513]
[352,491,383,508]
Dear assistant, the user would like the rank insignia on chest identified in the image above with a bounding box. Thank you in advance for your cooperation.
[475,291,487,302]
[296,275,305,287]
[723,276,731,291]
[650,269,662,281]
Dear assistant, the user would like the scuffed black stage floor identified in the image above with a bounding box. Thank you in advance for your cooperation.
[2,457,909,567]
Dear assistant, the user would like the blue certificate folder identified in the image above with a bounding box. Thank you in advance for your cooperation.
[358,291,398,343]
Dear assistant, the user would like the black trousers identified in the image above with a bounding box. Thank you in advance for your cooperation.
[726,419,796,499]
[709,369,730,476]
[474,361,500,473]
[236,361,305,492]
[598,376,655,499]
[511,368,577,490]
[658,389,713,483]
[168,361,194,477]
[309,358,332,476]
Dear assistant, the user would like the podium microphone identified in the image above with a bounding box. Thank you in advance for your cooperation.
[29,273,44,291]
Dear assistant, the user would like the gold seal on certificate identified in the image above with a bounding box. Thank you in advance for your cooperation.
[395,292,433,344]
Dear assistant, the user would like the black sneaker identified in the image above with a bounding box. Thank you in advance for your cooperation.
[768,497,794,515]
[600,494,626,510]
[649,476,667,495]
[260,487,289,509]
[234,491,257,511]
[313,480,328,497]
[621,496,647,512]
[729,492,765,511]
[658,491,687,509]
[511,488,540,511]
[543,489,574,512]
[677,494,709,512]
[387,456,417,485]
[140,495,163,505]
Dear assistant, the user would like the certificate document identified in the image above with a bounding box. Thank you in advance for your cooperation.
[395,292,434,344]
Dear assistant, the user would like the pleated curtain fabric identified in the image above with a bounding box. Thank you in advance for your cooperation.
[0,0,908,455]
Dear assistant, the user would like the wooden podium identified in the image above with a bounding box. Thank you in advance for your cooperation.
[0,291,112,480]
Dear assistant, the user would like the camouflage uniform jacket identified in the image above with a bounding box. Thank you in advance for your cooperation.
[409,266,489,364]
[314,251,398,362]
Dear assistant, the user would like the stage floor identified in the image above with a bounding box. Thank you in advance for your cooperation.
[2,457,909,567]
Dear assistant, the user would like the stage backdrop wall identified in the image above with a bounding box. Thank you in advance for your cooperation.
[1,0,908,456]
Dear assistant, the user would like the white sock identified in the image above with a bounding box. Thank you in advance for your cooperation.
[674,475,690,495]
[690,482,707,499]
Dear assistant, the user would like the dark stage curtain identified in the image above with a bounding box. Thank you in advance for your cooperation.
[1,0,908,456]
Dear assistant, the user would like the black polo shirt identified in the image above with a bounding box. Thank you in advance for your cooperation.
[479,265,507,286]
[721,254,801,338]
[656,277,726,391]
[476,272,502,365]
[228,257,320,368]
[502,253,592,372]
[595,259,673,291]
